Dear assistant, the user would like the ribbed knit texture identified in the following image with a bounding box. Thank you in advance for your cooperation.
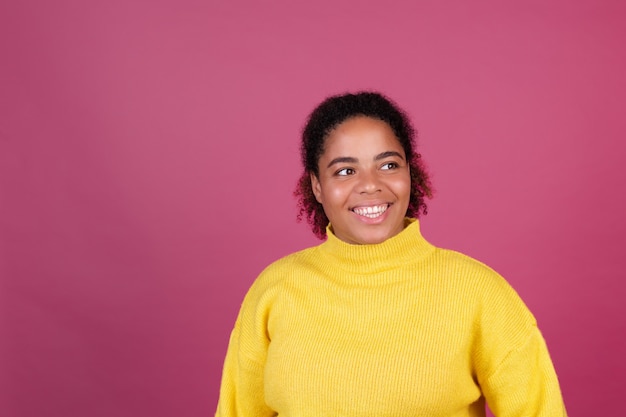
[216,219,566,417]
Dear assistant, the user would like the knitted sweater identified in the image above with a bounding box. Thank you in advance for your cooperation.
[216,218,566,416]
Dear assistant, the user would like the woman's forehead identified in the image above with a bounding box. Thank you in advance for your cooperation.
[320,117,405,161]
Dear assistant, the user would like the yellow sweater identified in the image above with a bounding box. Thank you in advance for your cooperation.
[216,219,566,416]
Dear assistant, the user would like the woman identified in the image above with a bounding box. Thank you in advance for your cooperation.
[215,92,566,416]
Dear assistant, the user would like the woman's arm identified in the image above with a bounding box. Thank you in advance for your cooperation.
[215,318,275,417]
[481,326,567,416]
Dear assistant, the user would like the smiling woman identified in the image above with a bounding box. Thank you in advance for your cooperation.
[214,92,567,417]
[310,116,412,244]
[296,92,432,241]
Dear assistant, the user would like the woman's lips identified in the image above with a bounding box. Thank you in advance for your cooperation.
[352,204,390,218]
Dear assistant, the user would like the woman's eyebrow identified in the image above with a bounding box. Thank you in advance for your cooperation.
[327,151,405,168]
[374,151,405,161]
[327,156,358,168]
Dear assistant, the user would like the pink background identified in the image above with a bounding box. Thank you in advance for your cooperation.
[1,1,625,416]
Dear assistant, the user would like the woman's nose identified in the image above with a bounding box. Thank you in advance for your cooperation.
[357,170,382,194]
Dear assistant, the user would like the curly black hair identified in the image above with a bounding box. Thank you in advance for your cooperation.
[295,91,432,239]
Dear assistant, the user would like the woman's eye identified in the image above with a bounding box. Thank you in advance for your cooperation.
[336,168,355,176]
[381,162,398,170]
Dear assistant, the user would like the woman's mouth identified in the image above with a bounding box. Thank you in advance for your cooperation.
[352,204,389,219]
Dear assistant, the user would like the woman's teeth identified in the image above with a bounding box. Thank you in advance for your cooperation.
[353,204,388,218]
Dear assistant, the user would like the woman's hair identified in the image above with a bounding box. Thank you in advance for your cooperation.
[295,91,432,239]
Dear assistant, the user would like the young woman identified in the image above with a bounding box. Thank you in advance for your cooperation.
[215,92,566,416]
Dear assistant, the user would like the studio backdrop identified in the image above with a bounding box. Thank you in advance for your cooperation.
[1,1,625,416]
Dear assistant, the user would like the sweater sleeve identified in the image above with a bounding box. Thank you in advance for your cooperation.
[481,326,567,417]
[215,274,277,417]
[465,259,567,417]
[214,316,275,417]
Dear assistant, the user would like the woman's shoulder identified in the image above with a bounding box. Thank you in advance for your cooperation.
[247,245,322,292]
[432,246,503,278]
[429,247,529,305]
[265,244,320,271]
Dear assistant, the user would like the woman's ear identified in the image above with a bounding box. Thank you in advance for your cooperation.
[310,172,323,204]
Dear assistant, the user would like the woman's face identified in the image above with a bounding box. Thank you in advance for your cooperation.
[311,116,411,245]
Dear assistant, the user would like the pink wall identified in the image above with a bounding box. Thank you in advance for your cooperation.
[1,1,625,416]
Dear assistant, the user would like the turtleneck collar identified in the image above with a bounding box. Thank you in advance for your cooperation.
[317,218,436,276]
